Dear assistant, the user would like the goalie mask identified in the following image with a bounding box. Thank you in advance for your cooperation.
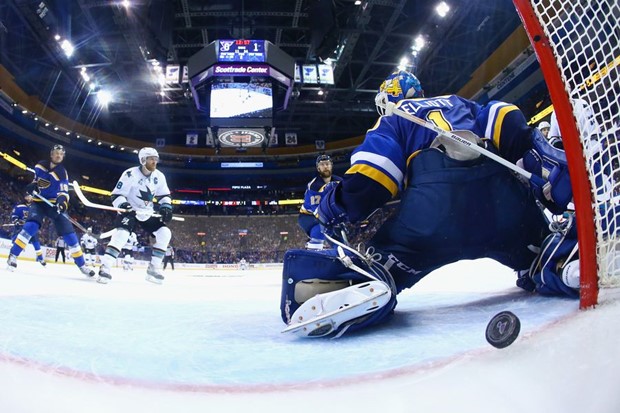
[138,147,159,166]
[375,70,424,115]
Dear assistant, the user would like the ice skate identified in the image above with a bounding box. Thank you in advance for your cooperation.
[79,265,95,278]
[96,265,112,284]
[37,258,47,267]
[6,254,17,271]
[146,263,164,284]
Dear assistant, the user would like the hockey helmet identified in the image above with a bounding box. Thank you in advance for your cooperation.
[51,144,65,154]
[138,147,159,165]
[375,70,424,115]
[316,154,332,166]
[538,121,551,131]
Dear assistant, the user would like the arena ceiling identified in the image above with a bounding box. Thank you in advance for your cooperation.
[0,0,523,149]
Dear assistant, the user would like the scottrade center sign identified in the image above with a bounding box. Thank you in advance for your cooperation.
[213,64,270,75]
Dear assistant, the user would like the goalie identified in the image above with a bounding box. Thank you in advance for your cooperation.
[281,71,578,338]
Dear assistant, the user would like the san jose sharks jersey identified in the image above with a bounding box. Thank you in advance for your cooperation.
[81,233,98,250]
[300,174,343,215]
[33,160,70,206]
[123,232,138,250]
[111,166,171,222]
[340,95,532,222]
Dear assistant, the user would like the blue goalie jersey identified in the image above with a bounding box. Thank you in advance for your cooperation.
[341,95,532,221]
[33,160,70,206]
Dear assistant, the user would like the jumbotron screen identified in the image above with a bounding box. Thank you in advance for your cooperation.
[209,81,273,118]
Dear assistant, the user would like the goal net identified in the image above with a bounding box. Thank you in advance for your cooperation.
[513,0,620,307]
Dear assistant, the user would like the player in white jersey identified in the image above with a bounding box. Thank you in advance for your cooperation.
[97,147,174,284]
[80,228,98,266]
[121,232,138,271]
[239,257,248,271]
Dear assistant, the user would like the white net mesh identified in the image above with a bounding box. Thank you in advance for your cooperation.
[528,1,620,289]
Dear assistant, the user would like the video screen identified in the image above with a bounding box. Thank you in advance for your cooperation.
[210,81,273,118]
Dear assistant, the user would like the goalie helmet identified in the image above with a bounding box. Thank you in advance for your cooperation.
[375,70,424,115]
[138,147,159,165]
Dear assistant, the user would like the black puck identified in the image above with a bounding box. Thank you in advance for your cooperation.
[485,311,520,349]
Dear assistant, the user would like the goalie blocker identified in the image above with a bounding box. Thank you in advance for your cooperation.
[281,248,397,338]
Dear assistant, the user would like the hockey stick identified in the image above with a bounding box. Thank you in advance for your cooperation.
[379,101,536,181]
[32,192,90,233]
[71,181,185,221]
[0,150,35,173]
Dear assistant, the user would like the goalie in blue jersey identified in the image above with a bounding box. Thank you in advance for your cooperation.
[281,71,578,338]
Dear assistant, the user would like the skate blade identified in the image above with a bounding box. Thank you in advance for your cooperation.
[96,276,110,284]
[145,275,163,284]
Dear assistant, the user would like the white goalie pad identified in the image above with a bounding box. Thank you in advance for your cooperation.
[282,281,392,338]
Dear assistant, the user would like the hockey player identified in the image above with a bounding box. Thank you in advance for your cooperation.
[80,228,98,266]
[538,121,551,140]
[281,71,577,337]
[298,155,343,250]
[121,232,138,271]
[239,257,248,271]
[6,145,95,277]
[97,147,174,284]
[10,194,46,266]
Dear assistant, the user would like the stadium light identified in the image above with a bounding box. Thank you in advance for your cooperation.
[436,2,450,18]
[97,90,112,106]
[398,56,409,71]
[414,35,426,51]
[60,39,74,57]
[122,0,131,8]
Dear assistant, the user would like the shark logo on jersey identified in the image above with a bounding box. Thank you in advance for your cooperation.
[138,187,154,205]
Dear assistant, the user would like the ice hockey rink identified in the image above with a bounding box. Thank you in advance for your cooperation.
[0,256,619,413]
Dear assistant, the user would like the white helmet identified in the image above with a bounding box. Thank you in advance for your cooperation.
[138,147,159,165]
[538,121,551,130]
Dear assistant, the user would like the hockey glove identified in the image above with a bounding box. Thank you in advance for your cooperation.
[25,182,39,196]
[159,204,173,223]
[56,195,69,214]
[522,129,572,214]
[315,181,349,235]
[118,202,133,213]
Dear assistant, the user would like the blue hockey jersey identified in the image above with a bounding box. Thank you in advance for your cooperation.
[341,95,532,221]
[32,160,70,206]
[300,174,343,215]
[10,203,30,224]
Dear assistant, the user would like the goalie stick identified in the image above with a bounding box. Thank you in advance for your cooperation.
[378,101,539,182]
[71,181,185,221]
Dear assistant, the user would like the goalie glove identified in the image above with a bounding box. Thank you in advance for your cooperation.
[522,129,572,214]
[315,181,349,234]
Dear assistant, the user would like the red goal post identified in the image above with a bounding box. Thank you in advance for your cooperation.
[513,0,620,307]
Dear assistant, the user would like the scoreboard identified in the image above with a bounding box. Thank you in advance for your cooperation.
[218,40,266,63]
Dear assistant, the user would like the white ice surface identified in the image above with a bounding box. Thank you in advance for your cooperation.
[0,258,619,413]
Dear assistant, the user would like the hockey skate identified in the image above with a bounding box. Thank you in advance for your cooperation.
[37,258,47,267]
[282,281,392,338]
[96,265,111,284]
[79,265,96,278]
[6,254,17,271]
[146,263,164,284]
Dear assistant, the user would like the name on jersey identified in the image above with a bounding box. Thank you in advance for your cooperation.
[400,98,454,115]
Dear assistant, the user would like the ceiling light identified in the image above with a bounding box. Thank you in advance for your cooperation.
[354,1,362,5]
[54,34,61,41]
[45,123,50,127]
[88,139,93,143]
[21,110,28,114]
[110,145,115,149]
[54,126,59,131]
[60,39,74,57]
[318,90,324,96]
[97,90,113,106]
[97,141,102,146]
[65,131,70,135]
[122,0,131,8]
[34,117,38,121]
[436,2,450,18]
[414,35,426,51]
[120,147,125,151]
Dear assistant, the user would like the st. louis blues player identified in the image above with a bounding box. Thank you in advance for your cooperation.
[6,145,95,277]
[10,194,46,266]
[97,147,174,284]
[298,155,343,250]
[281,71,577,337]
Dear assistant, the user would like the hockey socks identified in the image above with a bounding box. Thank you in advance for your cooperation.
[10,221,40,257]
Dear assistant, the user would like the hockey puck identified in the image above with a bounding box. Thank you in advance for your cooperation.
[485,311,520,349]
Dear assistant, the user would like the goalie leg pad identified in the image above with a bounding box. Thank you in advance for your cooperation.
[528,218,579,298]
[281,249,396,337]
[283,281,393,338]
